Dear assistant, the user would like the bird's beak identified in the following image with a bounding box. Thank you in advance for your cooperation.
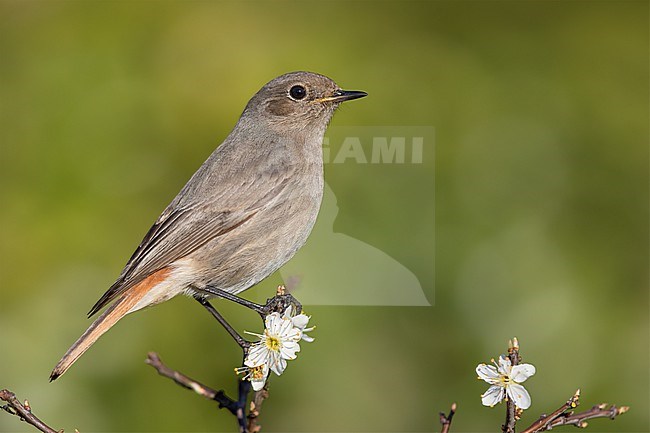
[317,90,368,103]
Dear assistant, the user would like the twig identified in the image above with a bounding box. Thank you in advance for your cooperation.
[247,388,269,433]
[0,286,301,433]
[145,352,239,415]
[547,403,629,430]
[521,389,580,433]
[503,338,521,433]
[145,288,296,433]
[0,389,59,433]
[439,402,457,433]
[145,352,255,432]
[234,379,251,433]
[521,389,629,433]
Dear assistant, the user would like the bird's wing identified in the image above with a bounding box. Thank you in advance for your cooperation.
[87,173,291,317]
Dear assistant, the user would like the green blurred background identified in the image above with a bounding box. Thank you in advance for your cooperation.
[0,1,647,432]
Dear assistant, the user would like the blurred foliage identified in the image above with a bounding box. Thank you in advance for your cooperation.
[0,1,647,432]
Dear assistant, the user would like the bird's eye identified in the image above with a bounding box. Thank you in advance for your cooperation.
[289,85,307,100]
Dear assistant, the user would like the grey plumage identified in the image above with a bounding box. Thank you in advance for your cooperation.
[51,71,366,380]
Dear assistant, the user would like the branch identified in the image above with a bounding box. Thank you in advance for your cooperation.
[145,352,239,414]
[439,402,457,433]
[0,389,59,433]
[145,288,298,433]
[548,403,629,430]
[503,338,521,433]
[145,352,255,432]
[247,388,269,433]
[521,389,580,433]
[521,388,629,433]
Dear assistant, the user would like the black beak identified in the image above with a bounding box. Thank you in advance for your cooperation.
[326,90,368,103]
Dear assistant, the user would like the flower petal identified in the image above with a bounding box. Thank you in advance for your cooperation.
[245,344,268,367]
[265,313,276,332]
[273,314,287,335]
[282,305,294,319]
[292,314,310,329]
[279,317,294,336]
[506,384,532,410]
[251,379,265,391]
[280,341,300,359]
[481,385,505,407]
[270,356,287,376]
[287,328,302,342]
[510,364,536,383]
[476,364,500,383]
[497,355,511,375]
[250,365,269,391]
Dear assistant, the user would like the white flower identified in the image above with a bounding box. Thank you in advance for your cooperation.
[238,307,316,390]
[245,311,302,376]
[476,355,536,410]
[235,364,269,391]
[283,306,315,342]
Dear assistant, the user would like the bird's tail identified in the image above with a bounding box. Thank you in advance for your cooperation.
[49,269,170,381]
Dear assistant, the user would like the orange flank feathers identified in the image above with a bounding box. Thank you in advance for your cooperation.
[49,268,171,381]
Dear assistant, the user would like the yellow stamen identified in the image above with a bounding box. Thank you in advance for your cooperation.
[265,335,281,351]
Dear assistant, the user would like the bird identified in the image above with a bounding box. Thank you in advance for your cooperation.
[50,71,366,380]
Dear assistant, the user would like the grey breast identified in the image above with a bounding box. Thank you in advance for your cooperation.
[186,128,325,295]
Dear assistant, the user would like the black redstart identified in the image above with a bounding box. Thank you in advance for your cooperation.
[50,71,366,380]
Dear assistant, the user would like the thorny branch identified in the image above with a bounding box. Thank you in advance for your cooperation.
[146,286,293,433]
[0,334,632,433]
[520,390,629,433]
[437,337,629,433]
[520,389,581,433]
[0,389,59,433]
[0,286,296,433]
[145,352,239,414]
[437,392,628,433]
[247,386,270,433]
[146,349,271,433]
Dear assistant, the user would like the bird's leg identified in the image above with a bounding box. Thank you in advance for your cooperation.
[201,285,266,315]
[193,295,253,432]
[194,295,250,351]
[202,285,303,319]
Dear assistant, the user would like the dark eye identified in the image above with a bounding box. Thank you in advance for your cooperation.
[289,85,307,100]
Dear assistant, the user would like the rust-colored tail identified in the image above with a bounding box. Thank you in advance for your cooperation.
[50,269,170,381]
